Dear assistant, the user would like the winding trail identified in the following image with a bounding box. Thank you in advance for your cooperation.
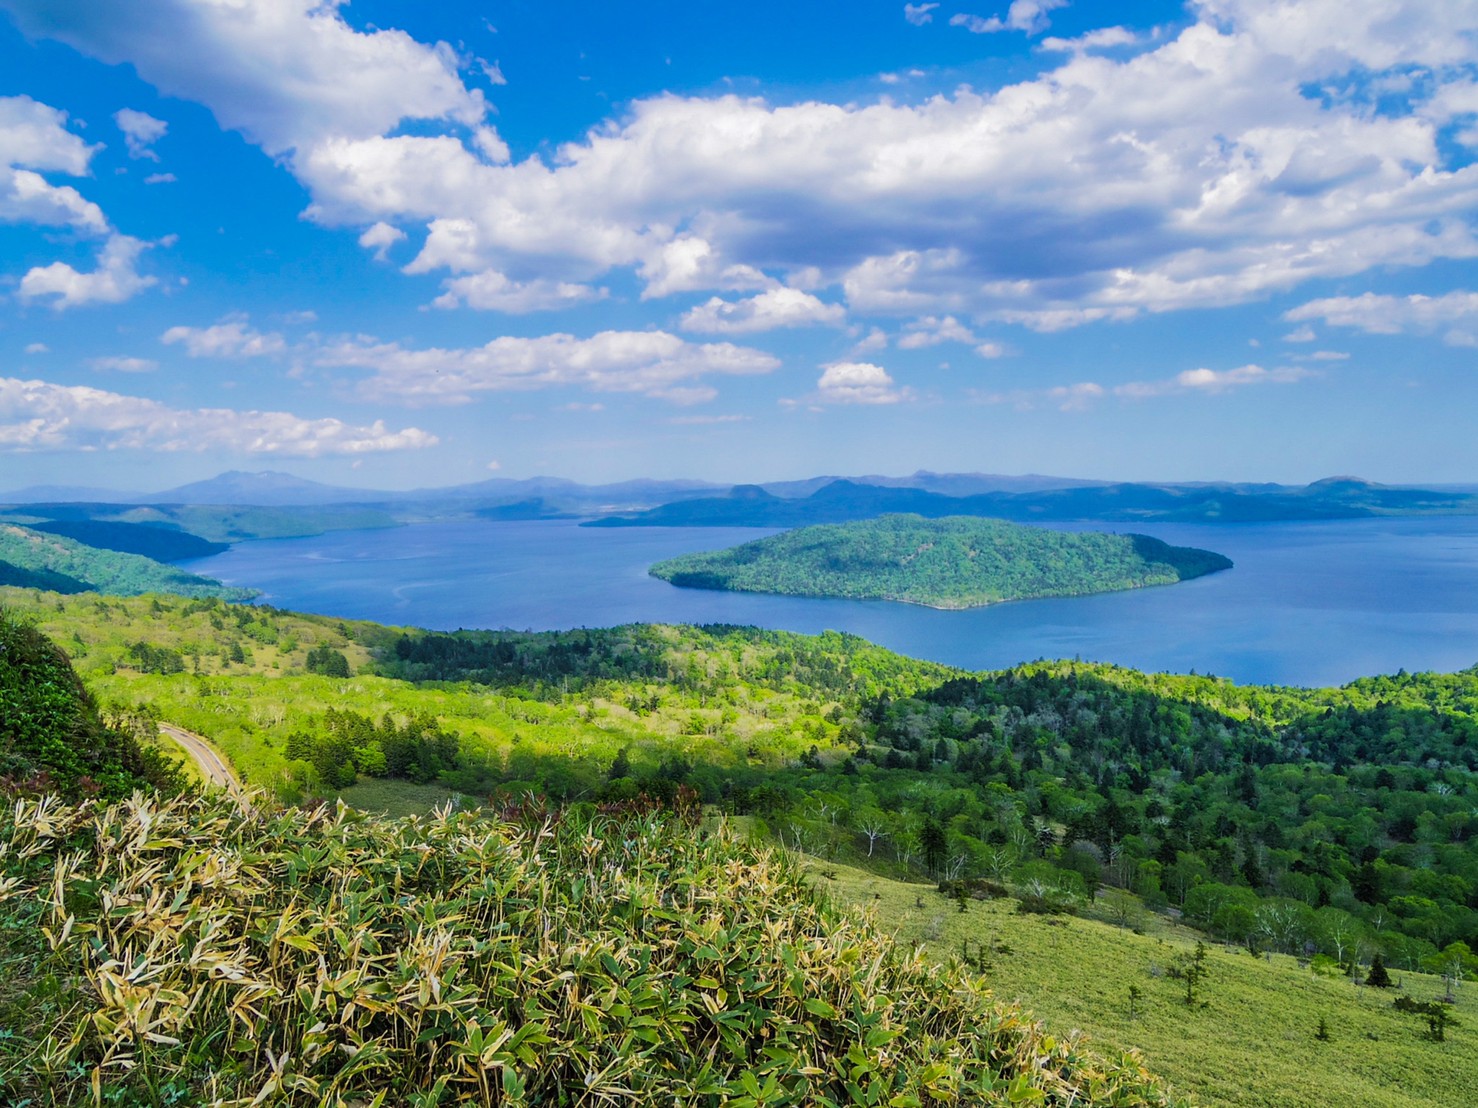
[159,723,250,812]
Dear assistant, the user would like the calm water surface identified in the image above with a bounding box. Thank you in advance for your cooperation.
[182,516,1478,688]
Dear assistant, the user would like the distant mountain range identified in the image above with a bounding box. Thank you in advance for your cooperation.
[586,476,1478,527]
[3,470,1475,539]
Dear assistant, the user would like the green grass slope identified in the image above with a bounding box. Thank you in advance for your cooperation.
[0,608,182,798]
[815,859,1477,1108]
[0,524,255,600]
[651,514,1231,608]
[0,793,1181,1107]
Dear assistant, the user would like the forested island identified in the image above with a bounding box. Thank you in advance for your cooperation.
[650,514,1232,608]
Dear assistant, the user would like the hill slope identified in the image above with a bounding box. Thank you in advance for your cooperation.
[0,523,254,600]
[651,514,1232,607]
[0,792,1181,1107]
[0,608,181,797]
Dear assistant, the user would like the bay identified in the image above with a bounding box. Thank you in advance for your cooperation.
[180,516,1478,688]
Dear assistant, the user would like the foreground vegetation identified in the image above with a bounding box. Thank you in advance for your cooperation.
[5,585,1478,1104]
[0,791,1181,1107]
[650,514,1230,608]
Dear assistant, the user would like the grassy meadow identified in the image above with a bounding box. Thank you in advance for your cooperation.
[811,859,1477,1108]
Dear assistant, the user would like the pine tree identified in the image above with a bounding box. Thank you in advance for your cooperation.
[1366,952,1392,988]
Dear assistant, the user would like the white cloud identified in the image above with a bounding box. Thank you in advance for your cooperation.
[981,362,1313,409]
[974,341,1007,358]
[0,95,159,310]
[951,1,1067,36]
[114,108,167,160]
[161,319,286,358]
[1283,324,1317,342]
[143,172,176,184]
[23,342,47,354]
[680,288,845,334]
[5,0,489,159]
[18,234,157,310]
[1285,291,1478,345]
[313,330,780,404]
[88,355,157,373]
[1047,381,1105,410]
[15,1,1478,331]
[358,221,406,261]
[814,361,911,405]
[897,315,979,348]
[850,327,889,355]
[1041,27,1138,53]
[0,376,437,455]
[0,96,105,232]
[431,269,605,313]
[904,3,940,26]
[1115,363,1314,398]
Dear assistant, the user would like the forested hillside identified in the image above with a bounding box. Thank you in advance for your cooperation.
[0,608,182,798]
[0,612,1181,1108]
[5,588,1477,1105]
[651,514,1231,607]
[0,524,254,600]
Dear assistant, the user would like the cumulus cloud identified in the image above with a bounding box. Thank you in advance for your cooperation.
[161,319,287,358]
[18,234,157,309]
[88,355,157,373]
[904,3,939,26]
[358,221,406,261]
[14,1,1478,330]
[0,96,105,232]
[897,315,979,348]
[0,376,437,455]
[23,343,47,354]
[1285,291,1478,345]
[430,269,605,313]
[814,361,911,405]
[679,288,846,334]
[1,95,158,309]
[114,108,167,160]
[313,330,780,404]
[4,0,489,158]
[951,1,1067,36]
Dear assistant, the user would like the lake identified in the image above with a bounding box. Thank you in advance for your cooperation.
[181,516,1478,688]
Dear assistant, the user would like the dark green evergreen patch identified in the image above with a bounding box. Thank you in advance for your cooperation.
[650,514,1231,607]
[0,609,181,798]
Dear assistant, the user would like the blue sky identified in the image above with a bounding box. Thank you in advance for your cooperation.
[2,0,1478,492]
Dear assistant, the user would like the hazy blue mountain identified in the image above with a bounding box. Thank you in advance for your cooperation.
[588,477,1478,527]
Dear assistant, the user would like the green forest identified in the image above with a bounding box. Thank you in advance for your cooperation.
[650,514,1231,607]
[4,586,1477,1106]
[0,523,254,600]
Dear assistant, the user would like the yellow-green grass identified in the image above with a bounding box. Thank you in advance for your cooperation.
[810,859,1477,1108]
[3,588,858,801]
[335,777,461,817]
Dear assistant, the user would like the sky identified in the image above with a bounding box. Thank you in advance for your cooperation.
[2,0,1478,492]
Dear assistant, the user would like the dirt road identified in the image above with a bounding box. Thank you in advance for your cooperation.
[159,723,250,812]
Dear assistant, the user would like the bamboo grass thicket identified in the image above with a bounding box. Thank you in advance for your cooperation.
[0,791,1183,1106]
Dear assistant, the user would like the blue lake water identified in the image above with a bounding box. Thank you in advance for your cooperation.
[181,516,1478,688]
